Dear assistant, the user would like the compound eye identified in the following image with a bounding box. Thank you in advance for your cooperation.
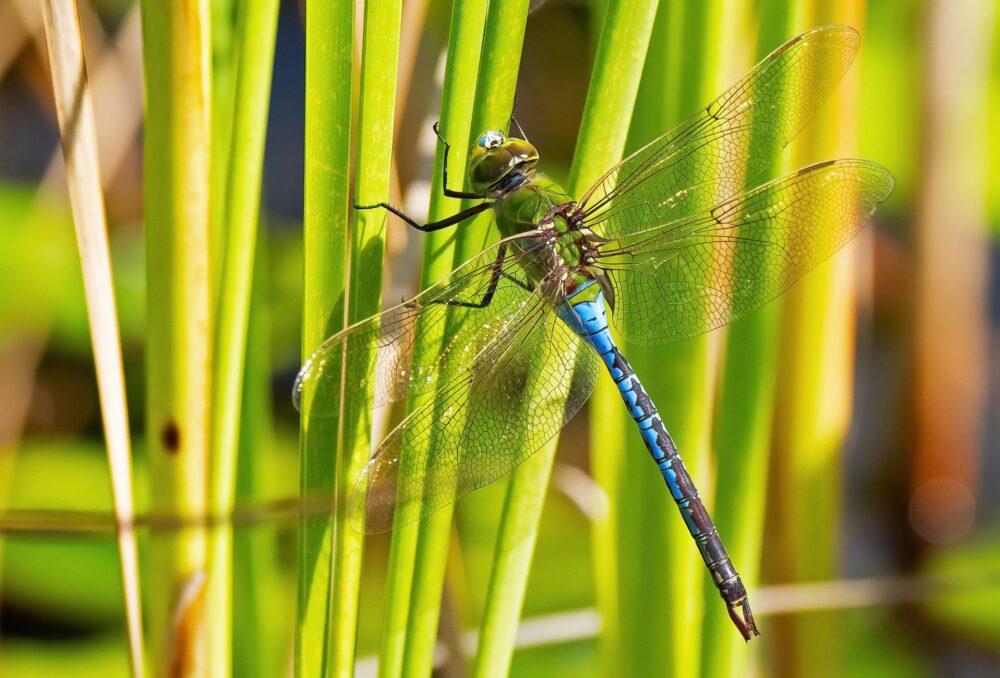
[477,130,505,150]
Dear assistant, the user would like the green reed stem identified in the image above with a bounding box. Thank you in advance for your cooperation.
[296,1,353,675]
[206,0,280,674]
[468,2,659,676]
[378,2,489,677]
[770,2,866,676]
[324,2,404,676]
[139,0,213,673]
[699,5,788,674]
[401,4,534,675]
[593,2,725,676]
[209,0,237,298]
[233,236,283,678]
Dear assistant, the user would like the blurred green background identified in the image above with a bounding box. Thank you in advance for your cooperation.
[1,0,999,676]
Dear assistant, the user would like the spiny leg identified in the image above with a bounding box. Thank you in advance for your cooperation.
[354,120,491,230]
[353,199,491,233]
[432,121,483,200]
[431,243,535,310]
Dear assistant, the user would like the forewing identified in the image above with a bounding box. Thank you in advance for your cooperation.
[293,235,547,417]
[350,277,601,534]
[580,25,861,238]
[597,160,894,345]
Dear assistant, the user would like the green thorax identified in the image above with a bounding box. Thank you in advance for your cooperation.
[493,174,574,238]
[493,174,596,290]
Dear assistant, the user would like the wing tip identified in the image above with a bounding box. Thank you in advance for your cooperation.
[801,24,861,47]
[777,24,860,48]
[797,158,895,204]
[843,159,896,204]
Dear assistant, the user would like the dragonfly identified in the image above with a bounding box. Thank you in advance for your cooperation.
[294,25,893,640]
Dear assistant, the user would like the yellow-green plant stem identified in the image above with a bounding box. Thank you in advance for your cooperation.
[378,1,489,676]
[770,2,865,676]
[233,237,283,678]
[140,0,212,674]
[40,1,145,674]
[469,2,660,677]
[591,2,724,677]
[206,0,280,674]
[325,2,404,676]
[699,6,790,675]
[209,0,237,297]
[400,4,534,675]
[296,1,353,675]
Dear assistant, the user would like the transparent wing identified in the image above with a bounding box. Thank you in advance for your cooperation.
[349,276,601,534]
[596,160,894,346]
[293,234,549,417]
[579,25,861,239]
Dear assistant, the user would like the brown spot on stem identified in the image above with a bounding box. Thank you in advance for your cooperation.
[161,420,180,453]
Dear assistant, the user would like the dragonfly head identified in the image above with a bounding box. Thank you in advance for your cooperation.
[469,130,539,197]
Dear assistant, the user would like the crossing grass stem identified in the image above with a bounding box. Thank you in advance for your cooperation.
[40,0,145,673]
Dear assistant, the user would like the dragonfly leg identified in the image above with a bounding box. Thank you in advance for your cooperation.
[431,244,535,309]
[433,122,484,199]
[353,199,492,232]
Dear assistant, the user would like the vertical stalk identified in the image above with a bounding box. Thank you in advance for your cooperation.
[399,3,533,676]
[378,1,489,676]
[771,1,866,675]
[325,1,404,676]
[233,236,281,678]
[297,1,353,675]
[206,0,280,674]
[209,0,237,296]
[139,0,213,674]
[595,2,722,676]
[700,3,788,675]
[470,2,660,677]
[40,0,144,674]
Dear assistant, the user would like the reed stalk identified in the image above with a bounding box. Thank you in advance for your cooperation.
[139,0,213,673]
[206,0,280,674]
[209,0,237,297]
[699,4,790,675]
[40,0,144,674]
[232,238,281,677]
[296,1,353,675]
[321,2,404,676]
[592,2,724,676]
[466,2,659,676]
[378,1,489,676]
[770,2,866,675]
[399,4,535,674]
